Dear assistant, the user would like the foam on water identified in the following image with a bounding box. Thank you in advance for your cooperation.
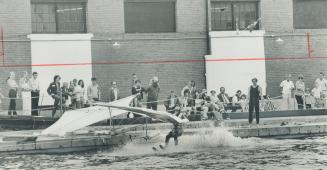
[108,124,254,156]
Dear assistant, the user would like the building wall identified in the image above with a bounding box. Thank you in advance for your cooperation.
[261,0,327,96]
[88,0,208,101]
[0,0,32,109]
[260,0,294,32]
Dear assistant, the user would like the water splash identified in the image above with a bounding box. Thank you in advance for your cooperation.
[108,125,254,156]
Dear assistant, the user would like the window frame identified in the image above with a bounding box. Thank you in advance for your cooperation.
[31,1,87,34]
[210,0,259,31]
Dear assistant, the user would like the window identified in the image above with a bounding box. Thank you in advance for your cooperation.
[124,0,176,33]
[294,0,327,29]
[31,2,86,33]
[211,1,259,31]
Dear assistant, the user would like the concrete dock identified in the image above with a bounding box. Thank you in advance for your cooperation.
[1,115,327,154]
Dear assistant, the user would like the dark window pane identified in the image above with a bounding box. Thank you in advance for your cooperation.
[211,1,258,31]
[31,2,86,33]
[31,4,56,33]
[124,2,176,33]
[294,0,327,29]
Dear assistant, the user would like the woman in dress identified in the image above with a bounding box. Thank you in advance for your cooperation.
[19,71,31,115]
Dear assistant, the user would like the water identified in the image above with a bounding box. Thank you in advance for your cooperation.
[1,128,327,170]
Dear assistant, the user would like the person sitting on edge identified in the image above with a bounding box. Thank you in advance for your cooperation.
[164,90,180,114]
[165,123,183,147]
[180,89,194,116]
[248,78,263,127]
[239,94,248,112]
[217,87,231,119]
[109,81,120,102]
[232,90,242,112]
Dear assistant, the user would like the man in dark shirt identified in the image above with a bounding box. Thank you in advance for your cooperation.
[146,77,160,110]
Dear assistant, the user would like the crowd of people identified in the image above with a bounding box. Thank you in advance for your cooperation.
[1,71,327,125]
[280,72,327,110]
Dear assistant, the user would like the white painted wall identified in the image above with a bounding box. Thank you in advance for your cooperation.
[28,34,93,105]
[205,30,266,96]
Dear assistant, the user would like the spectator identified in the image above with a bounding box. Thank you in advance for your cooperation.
[132,79,146,107]
[72,80,83,109]
[315,72,327,108]
[180,89,194,117]
[70,79,78,109]
[47,75,61,117]
[181,81,192,97]
[217,87,231,119]
[280,74,294,110]
[190,81,197,98]
[0,87,4,107]
[315,72,327,92]
[164,90,180,114]
[231,90,242,112]
[109,81,120,102]
[194,90,204,112]
[61,82,70,112]
[217,87,231,108]
[294,74,305,110]
[248,78,262,126]
[239,94,248,112]
[87,77,101,103]
[19,71,31,116]
[29,72,40,116]
[7,72,18,116]
[78,80,86,108]
[131,73,138,86]
[304,88,314,109]
[312,82,322,108]
[146,76,160,110]
[129,79,146,118]
[209,90,218,104]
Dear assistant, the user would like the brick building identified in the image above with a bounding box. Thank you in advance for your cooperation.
[0,0,327,108]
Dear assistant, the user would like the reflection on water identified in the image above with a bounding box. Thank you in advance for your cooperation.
[1,128,327,170]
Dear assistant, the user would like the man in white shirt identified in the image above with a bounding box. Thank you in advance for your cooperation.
[109,81,120,102]
[29,72,40,116]
[87,77,100,102]
[280,74,295,110]
[315,72,327,108]
[315,72,327,91]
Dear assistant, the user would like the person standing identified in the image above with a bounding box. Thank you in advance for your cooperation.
[109,81,120,102]
[7,72,18,116]
[70,79,78,109]
[248,78,262,126]
[294,74,305,110]
[47,75,61,117]
[146,76,160,110]
[131,73,138,86]
[19,71,31,116]
[78,80,86,108]
[87,77,101,104]
[315,72,327,108]
[280,74,295,110]
[29,72,40,116]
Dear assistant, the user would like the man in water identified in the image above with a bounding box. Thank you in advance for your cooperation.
[165,123,183,147]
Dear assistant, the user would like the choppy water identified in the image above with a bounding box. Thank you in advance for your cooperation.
[1,128,327,170]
